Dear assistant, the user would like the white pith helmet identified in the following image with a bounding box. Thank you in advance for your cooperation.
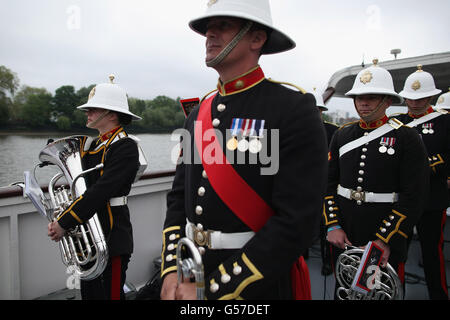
[189,0,295,54]
[312,88,328,111]
[77,75,141,121]
[399,65,442,100]
[436,88,450,109]
[345,59,403,104]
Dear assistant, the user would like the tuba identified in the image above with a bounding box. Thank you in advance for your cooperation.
[36,136,108,281]
[335,246,403,300]
[176,237,205,300]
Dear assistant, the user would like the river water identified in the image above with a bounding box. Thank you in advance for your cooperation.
[0,133,180,187]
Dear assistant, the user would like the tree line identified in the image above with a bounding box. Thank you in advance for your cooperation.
[0,65,186,133]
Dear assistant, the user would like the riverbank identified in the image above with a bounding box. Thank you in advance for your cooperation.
[0,133,177,187]
[0,131,84,136]
[0,125,90,136]
[0,126,178,136]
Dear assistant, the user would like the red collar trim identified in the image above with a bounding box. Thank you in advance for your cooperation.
[217,66,265,96]
[99,126,121,142]
[408,106,434,118]
[359,115,388,130]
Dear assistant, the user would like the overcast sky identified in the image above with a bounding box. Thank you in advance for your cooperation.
[1,0,449,116]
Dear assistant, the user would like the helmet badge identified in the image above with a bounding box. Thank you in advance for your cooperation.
[411,80,421,91]
[360,70,373,85]
[207,0,218,7]
[88,86,96,100]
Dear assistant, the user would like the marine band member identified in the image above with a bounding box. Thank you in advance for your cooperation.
[48,76,142,300]
[313,88,338,276]
[324,60,429,299]
[395,66,448,300]
[160,0,328,300]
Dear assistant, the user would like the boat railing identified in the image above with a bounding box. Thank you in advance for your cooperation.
[0,170,175,300]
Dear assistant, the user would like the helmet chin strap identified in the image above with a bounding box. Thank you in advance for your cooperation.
[206,21,253,68]
[86,110,110,129]
[357,96,388,123]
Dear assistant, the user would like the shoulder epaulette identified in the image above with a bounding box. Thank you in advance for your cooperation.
[388,112,406,118]
[435,108,449,115]
[338,121,359,130]
[200,89,219,103]
[267,78,306,94]
[324,121,339,127]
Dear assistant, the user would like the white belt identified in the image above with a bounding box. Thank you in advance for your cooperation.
[186,221,254,250]
[337,185,398,203]
[109,196,128,206]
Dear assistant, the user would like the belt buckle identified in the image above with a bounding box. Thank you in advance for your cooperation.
[193,228,211,248]
[350,190,365,202]
[388,118,403,130]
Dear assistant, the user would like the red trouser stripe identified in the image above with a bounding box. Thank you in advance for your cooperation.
[397,262,405,284]
[111,256,122,300]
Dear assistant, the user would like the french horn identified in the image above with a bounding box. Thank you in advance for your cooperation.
[335,246,403,300]
[176,237,205,300]
[32,136,108,281]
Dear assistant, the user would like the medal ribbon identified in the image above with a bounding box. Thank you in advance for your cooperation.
[380,137,396,147]
[231,118,243,136]
[242,119,252,137]
[249,120,257,137]
[258,120,265,138]
[230,118,237,132]
[388,137,396,146]
[249,119,265,138]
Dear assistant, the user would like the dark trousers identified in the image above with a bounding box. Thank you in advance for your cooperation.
[414,209,448,300]
[320,221,331,267]
[80,254,131,300]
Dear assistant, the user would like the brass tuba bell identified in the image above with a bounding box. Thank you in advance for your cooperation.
[36,136,108,281]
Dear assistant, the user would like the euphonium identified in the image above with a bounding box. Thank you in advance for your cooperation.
[176,237,205,300]
[39,136,108,281]
[335,246,403,300]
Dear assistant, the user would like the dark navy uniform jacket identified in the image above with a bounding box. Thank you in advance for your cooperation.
[161,66,328,299]
[57,127,139,257]
[395,107,450,211]
[323,117,429,261]
[324,121,338,146]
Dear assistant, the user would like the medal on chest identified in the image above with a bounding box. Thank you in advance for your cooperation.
[226,118,241,151]
[421,123,434,135]
[379,137,396,155]
[227,118,265,154]
[237,119,252,152]
[248,119,265,154]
